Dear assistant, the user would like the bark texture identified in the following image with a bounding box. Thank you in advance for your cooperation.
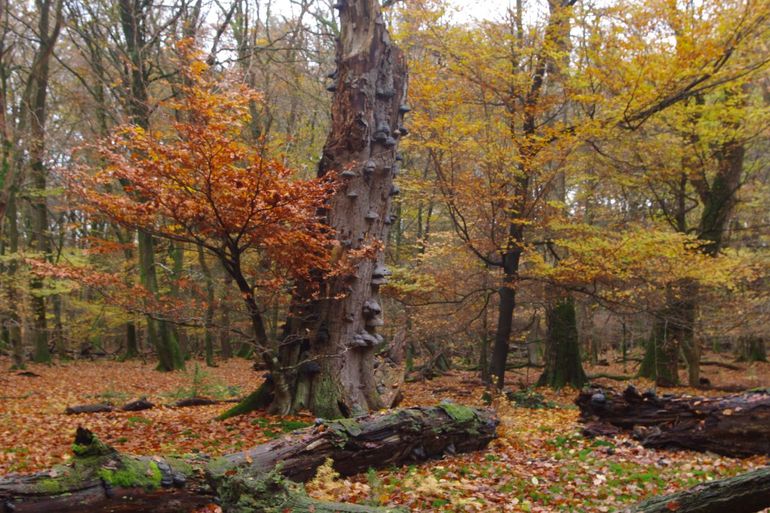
[576,386,770,457]
[537,296,587,389]
[623,466,770,513]
[278,0,408,417]
[0,405,496,513]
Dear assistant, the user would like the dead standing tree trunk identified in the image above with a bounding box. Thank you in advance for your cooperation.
[277,0,408,418]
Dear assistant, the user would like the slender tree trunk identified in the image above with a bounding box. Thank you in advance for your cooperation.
[489,259,518,389]
[118,0,183,372]
[6,193,23,369]
[197,245,216,366]
[738,336,767,362]
[219,272,233,359]
[640,280,696,387]
[27,0,63,364]
[125,322,138,358]
[169,241,186,359]
[138,231,184,371]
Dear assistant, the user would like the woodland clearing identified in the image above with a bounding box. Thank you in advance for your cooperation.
[1,356,768,512]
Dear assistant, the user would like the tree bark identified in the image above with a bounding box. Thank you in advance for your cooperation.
[0,405,497,513]
[623,466,770,513]
[538,296,587,389]
[26,0,63,364]
[197,245,216,366]
[738,336,766,363]
[640,281,696,387]
[576,386,770,457]
[118,0,184,372]
[276,0,408,418]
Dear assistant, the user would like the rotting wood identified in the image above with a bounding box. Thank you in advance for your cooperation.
[623,466,770,513]
[64,397,240,415]
[576,385,770,457]
[1,404,497,513]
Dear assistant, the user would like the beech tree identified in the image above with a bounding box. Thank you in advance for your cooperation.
[68,54,335,413]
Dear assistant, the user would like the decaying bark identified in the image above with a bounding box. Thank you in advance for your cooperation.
[0,404,497,513]
[271,0,408,418]
[623,466,770,513]
[65,397,240,414]
[576,386,770,457]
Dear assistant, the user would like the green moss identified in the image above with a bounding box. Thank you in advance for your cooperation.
[207,456,235,479]
[311,374,344,420]
[280,419,312,432]
[98,459,162,489]
[71,436,114,458]
[439,403,477,423]
[32,458,104,495]
[332,418,362,437]
[36,478,65,494]
[166,456,195,477]
[217,382,272,421]
[71,443,89,456]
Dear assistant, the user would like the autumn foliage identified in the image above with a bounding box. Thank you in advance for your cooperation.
[67,52,336,293]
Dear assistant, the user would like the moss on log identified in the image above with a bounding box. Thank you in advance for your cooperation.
[0,405,497,512]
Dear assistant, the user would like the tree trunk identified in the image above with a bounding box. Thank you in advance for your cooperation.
[138,231,184,371]
[125,322,139,358]
[219,272,233,359]
[118,0,183,373]
[0,405,496,513]
[6,193,23,369]
[489,271,517,389]
[623,466,770,513]
[738,336,766,363]
[27,0,63,364]
[197,245,216,366]
[576,386,770,457]
[640,281,696,387]
[276,0,408,418]
[538,296,587,389]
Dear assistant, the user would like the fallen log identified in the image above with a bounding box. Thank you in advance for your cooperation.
[64,403,114,414]
[0,403,497,513]
[623,466,770,513]
[64,397,239,415]
[700,360,742,371]
[576,386,770,457]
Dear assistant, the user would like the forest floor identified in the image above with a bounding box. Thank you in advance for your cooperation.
[0,354,768,512]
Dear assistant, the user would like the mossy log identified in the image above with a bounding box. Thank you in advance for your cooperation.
[623,466,770,513]
[576,385,770,457]
[0,404,497,512]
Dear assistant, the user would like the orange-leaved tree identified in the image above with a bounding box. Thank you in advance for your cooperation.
[66,53,336,408]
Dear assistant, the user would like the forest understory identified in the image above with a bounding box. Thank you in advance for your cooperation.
[1,355,768,513]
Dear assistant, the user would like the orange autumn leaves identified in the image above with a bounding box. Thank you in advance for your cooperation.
[66,52,336,290]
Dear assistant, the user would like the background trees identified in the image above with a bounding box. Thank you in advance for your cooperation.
[0,0,768,417]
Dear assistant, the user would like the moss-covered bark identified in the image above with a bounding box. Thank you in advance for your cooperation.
[537,296,587,389]
[2,405,497,512]
[216,378,273,421]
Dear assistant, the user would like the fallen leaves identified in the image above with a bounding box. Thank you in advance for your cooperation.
[1,359,768,513]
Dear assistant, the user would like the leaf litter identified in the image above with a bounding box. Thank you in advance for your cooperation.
[1,356,768,512]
